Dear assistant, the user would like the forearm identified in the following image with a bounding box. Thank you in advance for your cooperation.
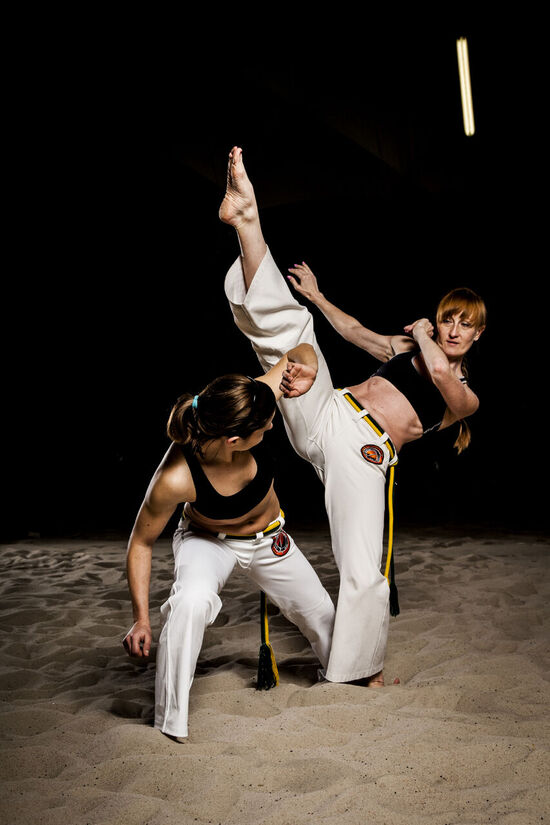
[287,342,318,370]
[288,262,394,360]
[318,296,395,360]
[126,538,153,622]
[414,330,450,377]
[415,330,478,418]
[259,344,318,400]
[311,292,360,340]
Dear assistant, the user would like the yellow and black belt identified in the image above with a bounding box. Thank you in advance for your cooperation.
[341,391,400,617]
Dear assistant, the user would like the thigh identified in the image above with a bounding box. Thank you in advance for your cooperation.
[170,527,237,597]
[246,530,330,617]
[323,411,390,576]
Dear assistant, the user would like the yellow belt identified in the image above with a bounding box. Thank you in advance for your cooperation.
[341,392,399,606]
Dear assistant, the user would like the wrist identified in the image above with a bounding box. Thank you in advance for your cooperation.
[413,328,429,343]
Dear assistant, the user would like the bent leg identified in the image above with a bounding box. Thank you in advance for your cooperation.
[154,527,236,739]
[243,525,335,669]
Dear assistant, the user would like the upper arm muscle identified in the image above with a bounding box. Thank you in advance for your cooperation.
[131,458,194,546]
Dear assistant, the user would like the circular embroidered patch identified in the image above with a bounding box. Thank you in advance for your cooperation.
[272,530,291,556]
[361,444,384,465]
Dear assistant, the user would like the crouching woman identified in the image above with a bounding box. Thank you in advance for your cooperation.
[123,346,335,741]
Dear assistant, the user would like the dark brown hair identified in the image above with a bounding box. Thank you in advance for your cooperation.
[167,374,276,456]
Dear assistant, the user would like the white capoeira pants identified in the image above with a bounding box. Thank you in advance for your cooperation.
[225,248,398,683]
[154,513,335,738]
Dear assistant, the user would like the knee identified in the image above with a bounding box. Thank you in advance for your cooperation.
[312,591,336,627]
[346,568,389,602]
[162,583,222,628]
[287,590,335,634]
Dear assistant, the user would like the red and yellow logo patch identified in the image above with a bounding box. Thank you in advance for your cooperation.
[361,444,384,465]
[272,530,291,556]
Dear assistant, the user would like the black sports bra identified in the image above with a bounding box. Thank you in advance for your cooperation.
[372,352,467,434]
[182,440,274,519]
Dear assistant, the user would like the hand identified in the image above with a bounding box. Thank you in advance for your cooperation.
[280,361,317,398]
[287,262,323,303]
[403,318,434,341]
[123,620,152,658]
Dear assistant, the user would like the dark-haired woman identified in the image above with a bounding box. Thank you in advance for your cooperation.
[221,146,486,689]
[123,356,335,741]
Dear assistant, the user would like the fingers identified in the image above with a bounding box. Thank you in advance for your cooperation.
[288,262,313,279]
[280,366,294,394]
[123,625,152,658]
[290,261,312,273]
[403,318,434,337]
[280,364,299,397]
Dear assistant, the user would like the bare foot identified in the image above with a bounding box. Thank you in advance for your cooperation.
[366,670,400,688]
[218,146,259,228]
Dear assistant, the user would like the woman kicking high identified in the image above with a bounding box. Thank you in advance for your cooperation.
[220,146,486,688]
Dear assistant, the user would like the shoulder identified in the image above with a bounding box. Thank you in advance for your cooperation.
[147,443,196,508]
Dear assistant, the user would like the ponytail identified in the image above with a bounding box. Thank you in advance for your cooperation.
[167,393,204,454]
[454,419,471,454]
[453,358,472,453]
[167,374,276,457]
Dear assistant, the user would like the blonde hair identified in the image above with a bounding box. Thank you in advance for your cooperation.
[436,287,487,330]
[436,288,487,454]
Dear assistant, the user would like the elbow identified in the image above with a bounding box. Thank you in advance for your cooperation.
[341,319,363,343]
[449,396,479,421]
[431,360,452,383]
[380,342,396,362]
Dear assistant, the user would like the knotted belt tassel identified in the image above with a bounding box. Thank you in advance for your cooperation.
[384,463,400,617]
[256,591,279,690]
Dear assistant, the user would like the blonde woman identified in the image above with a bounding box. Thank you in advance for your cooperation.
[221,146,486,689]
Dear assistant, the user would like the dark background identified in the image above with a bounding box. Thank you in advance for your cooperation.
[4,23,546,540]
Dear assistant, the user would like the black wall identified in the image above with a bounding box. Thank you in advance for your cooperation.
[5,27,546,539]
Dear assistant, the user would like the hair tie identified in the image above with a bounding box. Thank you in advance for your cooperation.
[192,395,199,409]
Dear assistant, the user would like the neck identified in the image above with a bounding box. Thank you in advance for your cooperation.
[435,338,464,375]
[201,439,235,465]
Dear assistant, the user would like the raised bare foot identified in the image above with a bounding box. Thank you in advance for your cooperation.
[366,670,400,688]
[219,146,259,228]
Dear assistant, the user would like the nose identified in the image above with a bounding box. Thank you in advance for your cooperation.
[449,322,460,338]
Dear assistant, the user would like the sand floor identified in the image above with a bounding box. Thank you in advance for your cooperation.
[1,526,549,825]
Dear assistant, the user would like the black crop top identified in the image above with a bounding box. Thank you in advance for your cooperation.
[372,352,467,434]
[183,440,275,519]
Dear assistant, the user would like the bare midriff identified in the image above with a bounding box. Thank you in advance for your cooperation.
[347,376,425,453]
[184,483,282,536]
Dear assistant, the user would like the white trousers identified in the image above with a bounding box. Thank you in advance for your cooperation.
[154,514,335,738]
[225,248,397,682]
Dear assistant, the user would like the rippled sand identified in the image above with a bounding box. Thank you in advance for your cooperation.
[1,527,549,825]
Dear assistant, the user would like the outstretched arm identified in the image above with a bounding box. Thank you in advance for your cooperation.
[256,343,318,401]
[123,467,188,658]
[287,262,414,361]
